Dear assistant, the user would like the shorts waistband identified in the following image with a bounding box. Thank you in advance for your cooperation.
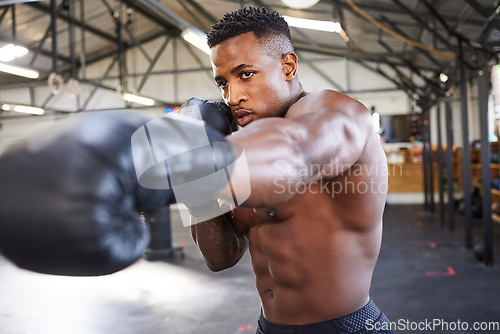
[257,300,391,334]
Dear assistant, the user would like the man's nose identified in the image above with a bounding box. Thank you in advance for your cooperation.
[225,83,247,106]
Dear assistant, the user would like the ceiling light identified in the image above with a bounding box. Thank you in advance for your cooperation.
[13,105,44,115]
[0,62,39,79]
[0,44,28,62]
[2,104,11,111]
[123,93,155,106]
[281,0,320,9]
[283,16,342,33]
[181,28,211,55]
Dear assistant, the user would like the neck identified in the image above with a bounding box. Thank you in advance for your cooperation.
[291,81,306,105]
[281,81,305,118]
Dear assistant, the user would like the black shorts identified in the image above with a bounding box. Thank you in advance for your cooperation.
[256,300,396,334]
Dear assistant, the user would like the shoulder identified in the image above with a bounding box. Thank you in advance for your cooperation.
[285,90,376,150]
[286,89,369,119]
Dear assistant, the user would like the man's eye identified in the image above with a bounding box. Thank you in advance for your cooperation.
[217,81,228,88]
[241,72,254,79]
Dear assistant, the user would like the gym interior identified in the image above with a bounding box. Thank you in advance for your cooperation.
[0,1,499,333]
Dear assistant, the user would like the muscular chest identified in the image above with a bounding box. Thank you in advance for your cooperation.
[233,202,296,228]
[232,179,339,227]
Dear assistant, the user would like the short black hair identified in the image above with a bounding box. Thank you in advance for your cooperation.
[207,7,294,59]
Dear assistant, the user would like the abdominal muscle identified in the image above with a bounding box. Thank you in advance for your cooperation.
[243,180,383,325]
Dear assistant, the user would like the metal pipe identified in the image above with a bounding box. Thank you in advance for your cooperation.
[178,39,215,82]
[173,37,178,103]
[50,0,57,73]
[477,54,494,266]
[81,57,118,111]
[445,99,455,231]
[79,30,164,68]
[465,0,500,31]
[0,7,9,25]
[11,4,16,41]
[124,25,153,63]
[422,104,434,212]
[392,0,452,50]
[423,109,430,210]
[379,15,441,68]
[121,0,199,33]
[68,0,76,79]
[436,102,445,225]
[68,0,80,111]
[344,57,351,93]
[427,107,435,212]
[137,35,172,93]
[296,51,344,91]
[29,24,52,66]
[459,37,473,248]
[80,0,87,80]
[176,0,207,31]
[116,5,125,90]
[29,1,127,46]
[185,0,217,23]
[41,92,55,109]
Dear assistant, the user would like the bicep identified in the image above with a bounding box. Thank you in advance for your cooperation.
[189,209,249,271]
[226,96,372,207]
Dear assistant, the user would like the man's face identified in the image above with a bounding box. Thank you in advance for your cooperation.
[210,32,291,127]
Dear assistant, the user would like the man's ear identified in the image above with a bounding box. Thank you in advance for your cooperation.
[282,52,298,81]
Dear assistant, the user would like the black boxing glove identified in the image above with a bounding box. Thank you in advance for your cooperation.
[170,98,235,217]
[179,97,235,135]
[132,110,240,221]
[0,110,236,276]
[0,111,173,276]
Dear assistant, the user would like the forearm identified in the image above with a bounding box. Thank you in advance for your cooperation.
[190,213,247,271]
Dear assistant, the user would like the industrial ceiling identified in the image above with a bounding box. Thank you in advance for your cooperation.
[0,0,499,114]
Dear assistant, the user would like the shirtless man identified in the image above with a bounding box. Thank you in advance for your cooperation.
[0,4,392,332]
[190,7,395,334]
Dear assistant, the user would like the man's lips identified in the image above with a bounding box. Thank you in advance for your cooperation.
[236,114,254,127]
[234,109,254,126]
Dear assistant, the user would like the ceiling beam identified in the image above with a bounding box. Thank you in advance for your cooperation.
[0,6,9,25]
[339,0,487,27]
[120,0,189,32]
[82,30,169,67]
[465,0,500,31]
[390,0,456,54]
[180,0,217,31]
[27,2,127,46]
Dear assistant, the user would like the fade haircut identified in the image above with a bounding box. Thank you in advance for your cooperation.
[207,7,294,60]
